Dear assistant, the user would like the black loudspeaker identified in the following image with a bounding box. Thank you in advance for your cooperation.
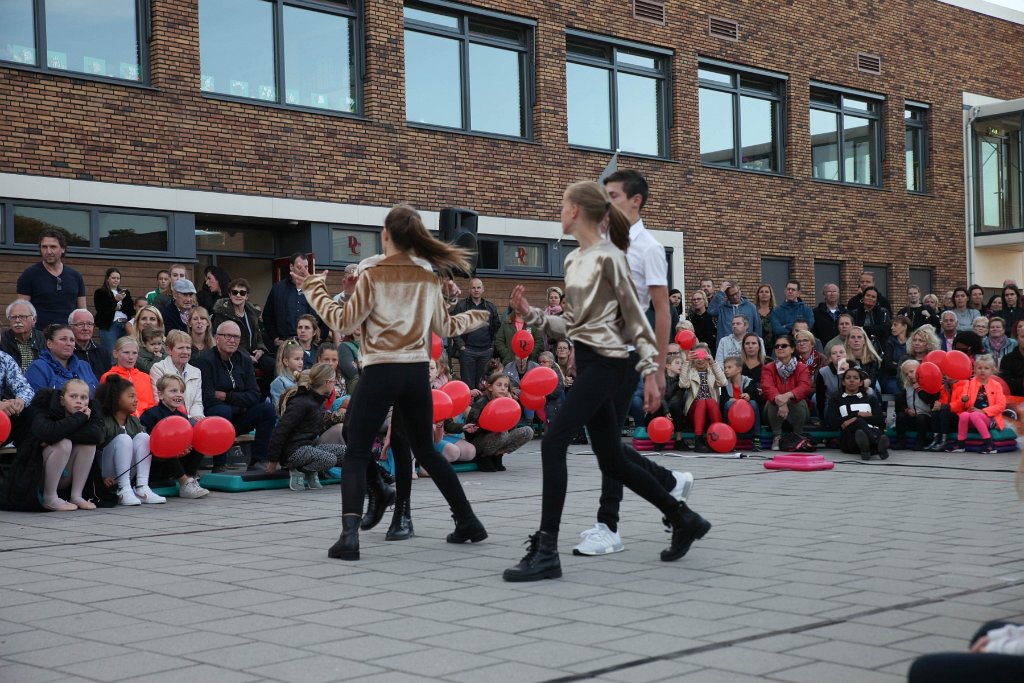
[438,207,478,277]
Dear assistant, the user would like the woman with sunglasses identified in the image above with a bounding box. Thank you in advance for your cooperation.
[212,278,275,380]
[761,334,813,451]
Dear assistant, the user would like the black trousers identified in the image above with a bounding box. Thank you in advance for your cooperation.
[597,351,677,532]
[908,621,1024,683]
[895,411,932,443]
[341,363,471,518]
[838,417,882,454]
[541,344,677,534]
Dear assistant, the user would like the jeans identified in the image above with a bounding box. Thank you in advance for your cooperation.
[100,321,125,352]
[205,401,275,465]
[724,398,761,437]
[459,347,493,391]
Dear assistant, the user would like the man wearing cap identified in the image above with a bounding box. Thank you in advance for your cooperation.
[160,278,197,333]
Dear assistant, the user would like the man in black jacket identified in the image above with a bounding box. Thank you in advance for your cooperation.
[195,321,276,471]
[449,278,500,390]
[847,271,892,315]
[69,309,112,379]
[159,278,197,333]
[812,283,845,344]
[1000,325,1024,395]
[262,253,329,353]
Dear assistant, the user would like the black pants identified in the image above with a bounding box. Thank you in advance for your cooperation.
[342,363,471,517]
[459,347,492,391]
[838,418,882,454]
[895,411,931,443]
[597,350,677,532]
[542,344,677,534]
[151,451,203,480]
[931,404,952,437]
[909,621,1024,683]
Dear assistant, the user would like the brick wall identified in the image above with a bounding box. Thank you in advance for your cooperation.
[2,0,1023,314]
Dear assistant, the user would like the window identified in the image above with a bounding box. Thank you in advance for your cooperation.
[973,114,1023,233]
[698,60,785,173]
[864,263,889,300]
[1,0,146,83]
[761,258,791,300]
[404,3,532,138]
[330,227,379,263]
[809,84,883,186]
[502,242,545,271]
[566,32,670,157]
[200,0,358,114]
[9,204,170,253]
[195,227,275,254]
[814,260,842,304]
[909,267,932,298]
[906,104,928,193]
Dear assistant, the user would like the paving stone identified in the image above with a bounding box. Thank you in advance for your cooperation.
[245,654,384,682]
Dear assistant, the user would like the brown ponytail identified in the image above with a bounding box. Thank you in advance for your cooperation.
[385,204,472,274]
[564,181,630,252]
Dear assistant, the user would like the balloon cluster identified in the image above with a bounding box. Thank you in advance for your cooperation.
[916,350,973,393]
[150,416,235,459]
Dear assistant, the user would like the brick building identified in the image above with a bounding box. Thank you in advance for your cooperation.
[1,0,1023,317]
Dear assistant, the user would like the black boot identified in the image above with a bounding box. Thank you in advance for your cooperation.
[494,454,506,471]
[661,503,711,562]
[361,468,396,531]
[503,531,562,582]
[328,515,361,560]
[877,435,890,460]
[855,430,872,460]
[694,435,710,453]
[446,509,488,544]
[476,456,496,472]
[385,498,414,541]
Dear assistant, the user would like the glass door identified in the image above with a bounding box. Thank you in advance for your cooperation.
[974,117,1023,233]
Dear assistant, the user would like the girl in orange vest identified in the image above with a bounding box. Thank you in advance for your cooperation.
[949,354,1005,454]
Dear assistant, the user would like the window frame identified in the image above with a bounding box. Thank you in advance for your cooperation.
[809,81,884,187]
[0,0,152,87]
[199,0,364,118]
[402,0,535,140]
[565,29,672,159]
[905,101,929,194]
[697,57,787,175]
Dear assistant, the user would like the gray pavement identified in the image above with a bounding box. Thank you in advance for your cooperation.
[2,441,1023,682]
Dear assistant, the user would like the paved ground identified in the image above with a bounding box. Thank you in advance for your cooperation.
[2,441,1023,683]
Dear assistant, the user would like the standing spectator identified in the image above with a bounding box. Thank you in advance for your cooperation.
[199,265,231,313]
[812,283,845,344]
[983,317,1017,369]
[669,289,683,318]
[968,284,986,311]
[688,290,716,350]
[1,299,44,372]
[709,280,761,343]
[295,314,320,369]
[26,324,99,395]
[951,286,980,331]
[898,284,939,330]
[159,278,198,333]
[187,307,215,355]
[495,310,543,365]
[770,281,814,339]
[542,286,565,352]
[880,315,911,394]
[999,322,1024,395]
[151,263,189,309]
[16,229,87,330]
[93,268,132,351]
[262,253,328,353]
[145,269,171,305]
[847,271,892,315]
[212,278,274,379]
[986,293,1004,318]
[450,278,500,390]
[851,286,892,350]
[755,284,775,351]
[1001,285,1024,333]
[69,309,111,380]
[337,331,361,396]
[699,278,716,307]
[939,310,959,351]
[0,348,34,447]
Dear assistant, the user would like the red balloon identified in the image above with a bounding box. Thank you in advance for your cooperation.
[0,411,10,444]
[479,397,521,432]
[924,350,947,367]
[675,329,697,350]
[192,416,235,455]
[440,380,472,415]
[432,389,453,422]
[520,392,545,411]
[150,416,193,459]
[706,422,737,453]
[512,330,535,359]
[943,350,973,381]
[917,361,943,393]
[430,333,443,361]
[727,399,756,433]
[520,367,558,396]
[647,416,674,443]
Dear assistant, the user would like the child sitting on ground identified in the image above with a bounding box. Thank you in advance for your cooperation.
[465,372,534,472]
[97,375,164,506]
[140,375,208,499]
[835,366,889,460]
[948,353,1005,453]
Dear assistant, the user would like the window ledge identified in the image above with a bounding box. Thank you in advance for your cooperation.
[1,62,158,91]
[809,178,886,191]
[201,92,366,120]
[906,190,933,198]
[568,145,676,163]
[406,122,537,145]
[699,163,792,180]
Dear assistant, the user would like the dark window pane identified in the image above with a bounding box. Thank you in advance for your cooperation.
[405,30,462,127]
[404,6,459,29]
[761,258,791,300]
[699,87,734,165]
[740,95,776,171]
[478,239,500,270]
[567,39,610,61]
[844,114,876,185]
[283,5,356,111]
[468,17,523,43]
[740,72,778,94]
[98,213,168,251]
[200,0,275,100]
[469,43,522,136]
[810,88,837,106]
[616,72,661,155]
[45,0,140,80]
[617,51,656,69]
[0,0,36,66]
[195,227,275,253]
[567,62,610,149]
[810,109,839,180]
[698,68,732,86]
[14,206,90,247]
[909,268,932,297]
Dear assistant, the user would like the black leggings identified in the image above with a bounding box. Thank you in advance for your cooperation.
[908,621,1024,683]
[342,363,471,517]
[541,343,678,534]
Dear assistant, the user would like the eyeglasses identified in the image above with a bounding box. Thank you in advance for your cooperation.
[71,322,94,328]
[230,290,248,297]
[8,315,31,322]
[774,344,791,349]
[216,333,241,341]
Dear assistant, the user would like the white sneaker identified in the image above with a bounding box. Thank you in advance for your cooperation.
[771,436,781,451]
[670,471,694,502]
[134,485,166,504]
[288,469,306,491]
[117,486,141,506]
[179,478,209,499]
[305,472,322,490]
[572,523,624,556]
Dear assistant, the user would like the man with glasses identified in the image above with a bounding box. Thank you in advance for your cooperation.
[709,280,761,344]
[1,300,45,372]
[195,321,276,471]
[212,278,275,387]
[69,309,111,379]
[160,278,198,333]
[16,229,87,330]
[770,280,815,339]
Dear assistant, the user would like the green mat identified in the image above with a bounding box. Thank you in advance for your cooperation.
[199,471,341,492]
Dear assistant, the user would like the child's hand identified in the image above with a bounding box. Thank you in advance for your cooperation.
[740,393,750,400]
[463,423,478,433]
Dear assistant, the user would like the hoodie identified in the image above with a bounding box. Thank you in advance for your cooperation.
[770,299,815,338]
[708,291,762,343]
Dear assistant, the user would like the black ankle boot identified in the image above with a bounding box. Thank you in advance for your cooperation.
[476,456,496,472]
[328,515,361,560]
[503,530,562,582]
[446,510,488,544]
[694,435,710,453]
[361,471,396,531]
[494,454,506,471]
[661,504,711,562]
[385,499,414,541]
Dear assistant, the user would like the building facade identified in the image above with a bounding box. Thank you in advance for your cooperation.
[1,0,1023,312]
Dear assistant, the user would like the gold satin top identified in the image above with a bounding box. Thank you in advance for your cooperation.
[525,240,659,377]
[302,253,490,367]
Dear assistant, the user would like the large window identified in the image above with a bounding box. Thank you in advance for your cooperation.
[404,3,532,138]
[0,0,146,83]
[698,60,785,173]
[7,203,170,254]
[973,114,1023,234]
[761,258,791,300]
[810,84,883,186]
[200,0,358,114]
[566,32,670,157]
[906,103,928,193]
[814,260,842,303]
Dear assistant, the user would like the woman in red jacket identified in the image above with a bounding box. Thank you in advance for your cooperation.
[949,354,1005,454]
[761,334,813,450]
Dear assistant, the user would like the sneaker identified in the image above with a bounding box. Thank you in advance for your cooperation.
[117,486,142,506]
[179,478,210,499]
[669,471,694,502]
[945,441,967,453]
[771,436,780,451]
[134,485,166,504]
[980,441,998,454]
[305,472,323,489]
[289,469,306,491]
[572,523,624,556]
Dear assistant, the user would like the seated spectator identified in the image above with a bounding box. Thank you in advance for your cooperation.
[983,317,1017,369]
[464,373,533,472]
[893,360,936,450]
[898,284,939,330]
[812,282,845,345]
[973,315,990,338]
[33,379,103,511]
[794,329,824,414]
[925,376,955,452]
[295,314,320,369]
[313,343,346,445]
[69,309,111,380]
[907,324,940,362]
[844,326,882,391]
[709,280,761,342]
[26,324,99,395]
[880,315,911,394]
[986,293,1004,318]
[761,334,812,450]
[851,286,891,350]
[947,354,1005,453]
[271,340,304,409]
[954,330,985,359]
[199,265,230,313]
[908,620,1024,682]
[96,375,163,506]
[151,263,189,309]
[792,320,824,353]
[0,348,34,447]
[816,344,849,427]
[145,269,171,306]
[337,331,361,396]
[136,328,165,373]
[755,283,775,352]
[669,288,683,318]
[770,280,814,340]
[125,305,163,342]
[720,355,760,448]
[825,313,855,356]
[1,299,44,372]
[942,289,955,310]
[847,271,892,315]
[689,290,717,351]
[100,337,156,417]
[159,278,197,333]
[646,351,688,449]
[716,314,764,364]
[938,310,959,351]
[149,330,204,421]
[211,278,274,380]
[132,296,149,317]
[94,267,131,351]
[951,286,980,331]
[188,307,215,355]
[503,353,541,427]
[140,375,209,498]
[194,321,276,470]
[1001,284,1024,332]
[495,310,543,365]
[679,345,726,453]
[834,366,889,460]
